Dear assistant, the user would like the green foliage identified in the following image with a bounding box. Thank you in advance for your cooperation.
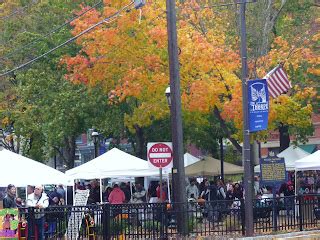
[110,219,128,235]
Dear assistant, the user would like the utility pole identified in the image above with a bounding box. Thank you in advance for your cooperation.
[240,0,254,236]
[165,0,187,235]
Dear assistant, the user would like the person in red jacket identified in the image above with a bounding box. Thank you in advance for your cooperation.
[108,184,125,204]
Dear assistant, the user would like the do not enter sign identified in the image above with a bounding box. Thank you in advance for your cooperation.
[147,142,173,169]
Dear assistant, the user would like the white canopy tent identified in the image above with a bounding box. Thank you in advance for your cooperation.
[184,153,200,167]
[66,148,171,203]
[65,148,168,180]
[0,149,72,187]
[295,150,320,171]
[254,145,310,172]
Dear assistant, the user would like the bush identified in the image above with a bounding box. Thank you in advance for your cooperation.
[143,220,161,232]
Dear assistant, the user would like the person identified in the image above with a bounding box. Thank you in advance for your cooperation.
[148,181,158,203]
[186,179,199,199]
[27,185,35,195]
[233,183,243,200]
[108,184,126,218]
[56,184,65,201]
[108,184,125,204]
[216,179,226,222]
[156,182,168,202]
[132,183,146,203]
[104,187,113,202]
[26,185,49,240]
[205,181,218,222]
[120,182,131,203]
[87,180,101,204]
[281,181,295,216]
[3,184,17,208]
[46,190,61,237]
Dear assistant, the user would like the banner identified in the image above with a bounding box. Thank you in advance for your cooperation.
[248,79,269,132]
[0,208,19,239]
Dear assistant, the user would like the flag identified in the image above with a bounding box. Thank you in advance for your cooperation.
[264,65,292,98]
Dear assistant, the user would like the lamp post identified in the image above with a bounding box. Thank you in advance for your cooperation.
[91,131,99,158]
[240,0,254,236]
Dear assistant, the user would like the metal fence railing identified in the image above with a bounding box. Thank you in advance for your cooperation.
[17,195,320,239]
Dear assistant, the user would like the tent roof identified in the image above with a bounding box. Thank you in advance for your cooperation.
[0,149,72,187]
[65,148,164,179]
[185,156,243,176]
[184,153,200,167]
[254,145,310,172]
[295,150,320,171]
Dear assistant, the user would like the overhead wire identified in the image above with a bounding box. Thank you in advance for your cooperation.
[0,1,135,78]
[0,0,104,62]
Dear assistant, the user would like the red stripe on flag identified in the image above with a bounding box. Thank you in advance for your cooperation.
[265,66,291,98]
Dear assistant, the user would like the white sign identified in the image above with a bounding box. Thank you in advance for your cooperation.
[66,189,90,240]
[147,142,173,169]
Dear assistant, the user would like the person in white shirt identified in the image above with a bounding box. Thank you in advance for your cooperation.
[186,180,199,199]
[26,185,49,240]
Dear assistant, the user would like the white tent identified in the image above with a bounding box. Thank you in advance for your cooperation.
[295,150,320,171]
[0,149,72,187]
[65,148,166,180]
[254,145,310,172]
[184,153,200,167]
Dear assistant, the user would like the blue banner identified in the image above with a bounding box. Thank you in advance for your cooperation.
[248,79,269,132]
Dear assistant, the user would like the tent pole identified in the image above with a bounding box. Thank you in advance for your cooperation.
[167,174,171,203]
[73,183,75,205]
[65,185,68,205]
[100,178,103,203]
[130,181,133,202]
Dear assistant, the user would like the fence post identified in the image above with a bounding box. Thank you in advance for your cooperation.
[26,207,35,240]
[298,195,303,231]
[160,203,166,239]
[240,199,246,236]
[103,204,111,240]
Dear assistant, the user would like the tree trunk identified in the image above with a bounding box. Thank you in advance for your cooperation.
[279,124,290,152]
[63,136,76,169]
[134,125,146,159]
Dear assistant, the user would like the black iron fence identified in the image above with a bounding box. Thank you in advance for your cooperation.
[18,195,320,239]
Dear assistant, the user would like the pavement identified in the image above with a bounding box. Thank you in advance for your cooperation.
[235,230,320,240]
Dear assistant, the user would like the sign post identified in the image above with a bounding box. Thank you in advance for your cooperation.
[147,142,173,202]
[260,153,286,231]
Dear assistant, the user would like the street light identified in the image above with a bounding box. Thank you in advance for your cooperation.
[91,131,99,158]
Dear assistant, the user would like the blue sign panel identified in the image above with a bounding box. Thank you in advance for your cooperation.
[248,79,269,132]
[259,156,286,185]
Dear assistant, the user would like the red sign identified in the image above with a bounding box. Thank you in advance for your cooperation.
[147,142,173,168]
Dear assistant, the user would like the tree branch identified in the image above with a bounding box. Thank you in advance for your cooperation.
[213,106,242,153]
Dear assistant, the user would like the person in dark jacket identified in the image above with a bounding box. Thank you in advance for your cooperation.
[3,184,17,208]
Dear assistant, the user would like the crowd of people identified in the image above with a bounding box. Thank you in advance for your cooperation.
[0,177,302,238]
[2,184,66,240]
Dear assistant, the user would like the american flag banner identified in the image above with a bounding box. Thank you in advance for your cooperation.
[264,65,292,98]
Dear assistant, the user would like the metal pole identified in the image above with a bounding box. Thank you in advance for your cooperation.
[219,137,224,181]
[159,168,163,202]
[240,0,254,236]
[165,0,187,235]
[94,141,98,158]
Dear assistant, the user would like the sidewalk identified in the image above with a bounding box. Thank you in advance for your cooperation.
[235,230,320,240]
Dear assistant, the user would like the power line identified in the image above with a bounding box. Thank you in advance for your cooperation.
[0,0,104,62]
[0,1,134,78]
